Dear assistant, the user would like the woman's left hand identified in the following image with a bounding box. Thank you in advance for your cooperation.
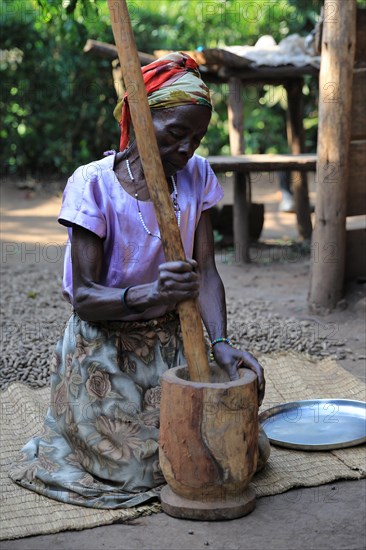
[212,344,265,406]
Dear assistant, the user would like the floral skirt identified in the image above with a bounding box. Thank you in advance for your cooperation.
[9,311,186,509]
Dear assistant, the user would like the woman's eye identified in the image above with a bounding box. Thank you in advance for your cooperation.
[170,130,183,139]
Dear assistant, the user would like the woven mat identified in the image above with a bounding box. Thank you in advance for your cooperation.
[1,352,365,540]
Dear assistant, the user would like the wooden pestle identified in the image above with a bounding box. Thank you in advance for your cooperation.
[107,0,211,382]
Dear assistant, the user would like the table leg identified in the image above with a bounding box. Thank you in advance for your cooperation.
[228,78,250,262]
[234,173,250,263]
[285,79,313,240]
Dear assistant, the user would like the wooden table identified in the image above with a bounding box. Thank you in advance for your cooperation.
[212,67,318,261]
[206,154,317,261]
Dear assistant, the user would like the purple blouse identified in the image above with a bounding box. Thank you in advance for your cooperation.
[58,152,224,320]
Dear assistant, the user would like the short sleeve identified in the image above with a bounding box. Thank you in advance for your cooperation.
[58,163,107,239]
[201,158,224,211]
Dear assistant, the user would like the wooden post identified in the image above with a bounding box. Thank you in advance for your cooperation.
[227,78,249,263]
[285,78,313,240]
[308,0,357,312]
[107,0,211,381]
[345,10,366,280]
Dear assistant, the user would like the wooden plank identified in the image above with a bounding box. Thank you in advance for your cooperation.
[309,0,357,313]
[345,228,366,280]
[83,39,155,65]
[154,48,252,69]
[350,69,366,140]
[347,140,366,216]
[217,65,319,83]
[83,38,119,58]
[206,154,317,173]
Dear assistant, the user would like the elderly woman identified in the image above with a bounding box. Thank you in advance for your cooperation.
[10,52,269,509]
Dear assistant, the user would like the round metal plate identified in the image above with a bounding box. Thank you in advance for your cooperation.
[259,399,366,451]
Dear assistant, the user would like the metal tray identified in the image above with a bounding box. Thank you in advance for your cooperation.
[259,399,366,451]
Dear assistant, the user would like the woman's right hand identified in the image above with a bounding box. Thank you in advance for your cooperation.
[153,258,200,306]
[71,227,199,319]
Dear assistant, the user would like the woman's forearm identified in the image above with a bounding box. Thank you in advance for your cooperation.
[198,267,228,342]
[73,281,160,322]
[193,210,228,343]
[71,225,162,321]
[71,227,199,322]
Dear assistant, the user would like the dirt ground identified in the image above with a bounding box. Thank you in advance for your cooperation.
[1,174,365,550]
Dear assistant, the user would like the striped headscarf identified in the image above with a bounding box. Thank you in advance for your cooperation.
[113,52,212,151]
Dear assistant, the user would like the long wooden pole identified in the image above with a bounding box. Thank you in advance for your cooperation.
[308,0,357,312]
[107,0,210,382]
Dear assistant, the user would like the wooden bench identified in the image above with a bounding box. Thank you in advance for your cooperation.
[206,154,317,173]
[206,153,317,260]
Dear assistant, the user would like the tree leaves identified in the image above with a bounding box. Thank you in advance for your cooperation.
[1,0,320,178]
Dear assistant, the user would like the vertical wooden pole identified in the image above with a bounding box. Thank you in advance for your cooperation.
[285,78,313,240]
[107,0,211,381]
[227,77,249,263]
[308,0,357,312]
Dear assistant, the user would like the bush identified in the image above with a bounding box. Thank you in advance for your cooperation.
[1,0,119,177]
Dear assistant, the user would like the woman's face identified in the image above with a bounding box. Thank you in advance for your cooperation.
[152,105,211,177]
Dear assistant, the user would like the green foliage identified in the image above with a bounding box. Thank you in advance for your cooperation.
[1,0,118,177]
[1,0,321,179]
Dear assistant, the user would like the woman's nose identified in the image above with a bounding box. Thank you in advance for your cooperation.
[178,138,194,157]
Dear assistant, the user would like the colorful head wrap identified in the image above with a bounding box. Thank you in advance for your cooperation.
[113,52,212,151]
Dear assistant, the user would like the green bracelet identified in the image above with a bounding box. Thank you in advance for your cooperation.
[209,337,236,361]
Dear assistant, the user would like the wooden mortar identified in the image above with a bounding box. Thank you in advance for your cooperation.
[159,365,258,520]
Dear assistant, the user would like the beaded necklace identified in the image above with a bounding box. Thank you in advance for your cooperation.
[125,159,181,239]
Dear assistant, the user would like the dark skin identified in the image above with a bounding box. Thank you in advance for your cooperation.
[71,104,265,404]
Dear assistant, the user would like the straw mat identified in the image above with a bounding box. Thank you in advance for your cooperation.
[1,352,365,540]
[253,352,366,496]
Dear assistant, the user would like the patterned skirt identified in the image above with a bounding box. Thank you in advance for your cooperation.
[9,311,186,509]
